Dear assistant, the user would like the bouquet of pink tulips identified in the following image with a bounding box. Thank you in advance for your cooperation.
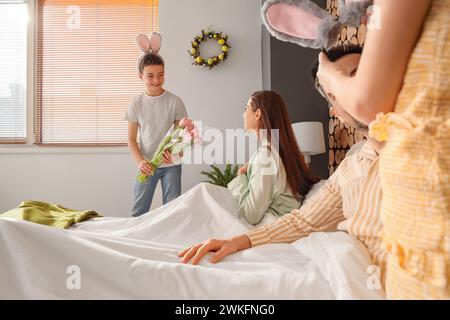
[137,118,201,183]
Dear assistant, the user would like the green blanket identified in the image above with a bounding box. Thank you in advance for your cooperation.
[0,200,102,229]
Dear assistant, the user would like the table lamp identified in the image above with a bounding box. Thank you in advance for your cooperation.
[292,122,326,164]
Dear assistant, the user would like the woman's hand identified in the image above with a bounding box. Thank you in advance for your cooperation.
[178,235,252,265]
[238,163,249,176]
[138,160,153,176]
[162,150,173,164]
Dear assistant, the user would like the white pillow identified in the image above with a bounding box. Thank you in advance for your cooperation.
[293,232,385,300]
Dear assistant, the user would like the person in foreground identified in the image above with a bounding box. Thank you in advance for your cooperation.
[315,0,449,299]
[262,0,449,299]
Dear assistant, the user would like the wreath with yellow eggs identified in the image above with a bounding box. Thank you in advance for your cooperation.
[188,29,230,69]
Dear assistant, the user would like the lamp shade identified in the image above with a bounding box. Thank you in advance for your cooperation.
[292,122,326,156]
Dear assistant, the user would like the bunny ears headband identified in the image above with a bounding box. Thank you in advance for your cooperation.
[136,32,163,55]
[262,0,373,50]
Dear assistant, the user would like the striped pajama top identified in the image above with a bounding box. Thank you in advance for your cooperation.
[246,140,387,270]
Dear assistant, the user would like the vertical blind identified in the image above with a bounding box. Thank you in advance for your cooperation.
[0,1,27,144]
[36,0,159,145]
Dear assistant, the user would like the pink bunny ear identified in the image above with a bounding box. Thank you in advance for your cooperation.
[149,32,162,54]
[266,2,322,40]
[262,0,341,49]
[136,34,151,53]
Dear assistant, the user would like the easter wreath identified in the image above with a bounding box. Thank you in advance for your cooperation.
[188,29,230,69]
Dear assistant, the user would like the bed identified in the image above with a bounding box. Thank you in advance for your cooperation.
[0,179,384,299]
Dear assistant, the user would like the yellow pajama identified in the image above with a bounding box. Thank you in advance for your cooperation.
[369,0,450,299]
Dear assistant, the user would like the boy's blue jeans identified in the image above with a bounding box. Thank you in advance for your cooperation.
[131,165,182,217]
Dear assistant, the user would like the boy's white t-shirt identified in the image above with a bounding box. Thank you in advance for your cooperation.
[124,90,188,168]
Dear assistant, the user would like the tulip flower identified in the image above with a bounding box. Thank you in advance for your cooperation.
[137,118,201,183]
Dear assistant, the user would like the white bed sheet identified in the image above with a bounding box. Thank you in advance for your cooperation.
[0,183,384,300]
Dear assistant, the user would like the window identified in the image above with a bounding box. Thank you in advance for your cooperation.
[36,0,159,146]
[0,1,28,144]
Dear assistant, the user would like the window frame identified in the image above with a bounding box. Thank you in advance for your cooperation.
[27,0,35,146]
[0,0,154,152]
[0,0,33,145]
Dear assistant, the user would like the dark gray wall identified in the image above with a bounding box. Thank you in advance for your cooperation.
[268,0,329,179]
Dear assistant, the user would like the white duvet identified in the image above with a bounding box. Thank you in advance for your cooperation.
[0,183,384,299]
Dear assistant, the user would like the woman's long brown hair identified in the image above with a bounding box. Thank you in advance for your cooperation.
[250,90,320,199]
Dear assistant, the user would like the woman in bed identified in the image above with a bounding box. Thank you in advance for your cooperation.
[224,90,318,225]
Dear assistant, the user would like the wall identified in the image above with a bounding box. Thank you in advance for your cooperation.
[0,0,262,217]
[267,0,330,179]
[327,0,367,175]
[270,39,330,179]
[0,151,137,217]
[159,0,263,192]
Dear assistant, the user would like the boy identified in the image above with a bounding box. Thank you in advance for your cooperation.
[125,39,188,217]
